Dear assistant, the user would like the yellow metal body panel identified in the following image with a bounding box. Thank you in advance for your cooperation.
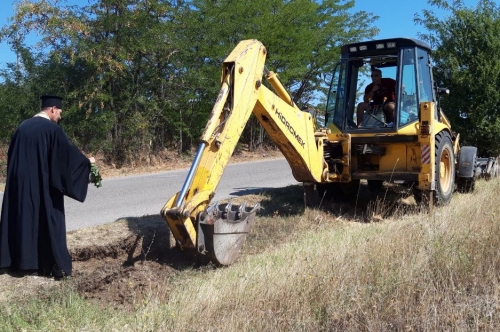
[416,101,452,190]
[328,123,343,136]
[407,144,421,173]
[253,86,325,182]
[379,144,407,172]
[397,122,420,136]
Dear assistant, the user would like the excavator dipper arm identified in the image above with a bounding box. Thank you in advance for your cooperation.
[161,39,327,265]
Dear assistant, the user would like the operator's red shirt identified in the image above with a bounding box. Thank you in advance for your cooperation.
[365,78,396,105]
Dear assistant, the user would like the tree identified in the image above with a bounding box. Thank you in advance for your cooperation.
[179,0,378,105]
[1,0,187,164]
[415,0,500,156]
[177,0,379,149]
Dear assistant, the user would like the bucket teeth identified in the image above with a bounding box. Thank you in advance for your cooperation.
[204,201,260,223]
[197,201,260,265]
[241,202,260,220]
[227,202,239,221]
[206,201,219,214]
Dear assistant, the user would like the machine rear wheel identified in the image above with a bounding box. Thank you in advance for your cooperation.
[434,131,455,205]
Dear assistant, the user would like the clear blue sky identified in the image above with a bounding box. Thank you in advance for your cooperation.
[0,0,480,68]
[353,0,479,39]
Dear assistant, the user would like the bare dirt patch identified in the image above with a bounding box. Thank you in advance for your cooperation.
[67,216,182,310]
[0,215,200,310]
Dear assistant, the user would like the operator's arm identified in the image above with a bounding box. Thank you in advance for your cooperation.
[363,83,375,103]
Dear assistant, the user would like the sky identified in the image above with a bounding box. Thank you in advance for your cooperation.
[0,0,480,69]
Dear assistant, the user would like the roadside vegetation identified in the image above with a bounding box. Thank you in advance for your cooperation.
[1,178,499,331]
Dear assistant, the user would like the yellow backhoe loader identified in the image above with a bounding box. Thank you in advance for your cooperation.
[161,38,481,265]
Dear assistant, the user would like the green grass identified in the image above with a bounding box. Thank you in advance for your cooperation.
[1,179,500,331]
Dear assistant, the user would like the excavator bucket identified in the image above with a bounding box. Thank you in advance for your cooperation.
[197,202,260,265]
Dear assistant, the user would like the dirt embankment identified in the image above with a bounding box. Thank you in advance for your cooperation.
[0,215,185,310]
[67,216,183,310]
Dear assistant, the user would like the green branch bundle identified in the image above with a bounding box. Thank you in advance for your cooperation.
[90,163,102,188]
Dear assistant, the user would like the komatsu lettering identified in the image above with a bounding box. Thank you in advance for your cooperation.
[275,109,305,148]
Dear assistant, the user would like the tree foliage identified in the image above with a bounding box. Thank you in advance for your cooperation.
[416,0,500,156]
[0,0,378,166]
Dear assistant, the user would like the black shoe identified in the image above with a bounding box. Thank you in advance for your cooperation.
[52,269,70,281]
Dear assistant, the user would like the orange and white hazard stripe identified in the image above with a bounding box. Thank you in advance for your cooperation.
[421,144,431,164]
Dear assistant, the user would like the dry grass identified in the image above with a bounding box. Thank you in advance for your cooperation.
[1,179,500,331]
[141,179,500,331]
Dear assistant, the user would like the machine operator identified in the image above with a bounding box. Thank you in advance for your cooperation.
[356,69,396,126]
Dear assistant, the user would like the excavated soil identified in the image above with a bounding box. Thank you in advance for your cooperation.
[67,216,181,310]
[0,215,193,310]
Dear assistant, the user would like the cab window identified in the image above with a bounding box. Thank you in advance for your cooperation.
[399,48,419,127]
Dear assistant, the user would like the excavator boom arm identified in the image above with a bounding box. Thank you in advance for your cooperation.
[161,39,326,264]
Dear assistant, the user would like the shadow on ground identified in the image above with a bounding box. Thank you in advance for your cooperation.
[254,181,418,222]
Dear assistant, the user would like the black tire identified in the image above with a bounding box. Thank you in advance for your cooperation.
[434,131,455,205]
[456,146,477,193]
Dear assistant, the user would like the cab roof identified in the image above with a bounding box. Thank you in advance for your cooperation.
[341,38,432,55]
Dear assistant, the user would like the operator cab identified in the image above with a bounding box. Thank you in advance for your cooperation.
[325,38,435,133]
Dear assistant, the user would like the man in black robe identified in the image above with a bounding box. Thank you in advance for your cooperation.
[0,95,94,279]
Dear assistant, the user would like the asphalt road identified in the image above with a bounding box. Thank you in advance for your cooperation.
[0,158,297,231]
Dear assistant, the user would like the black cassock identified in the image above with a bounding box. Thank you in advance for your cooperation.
[0,116,91,277]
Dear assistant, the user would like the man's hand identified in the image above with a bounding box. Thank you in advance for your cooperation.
[89,157,95,164]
